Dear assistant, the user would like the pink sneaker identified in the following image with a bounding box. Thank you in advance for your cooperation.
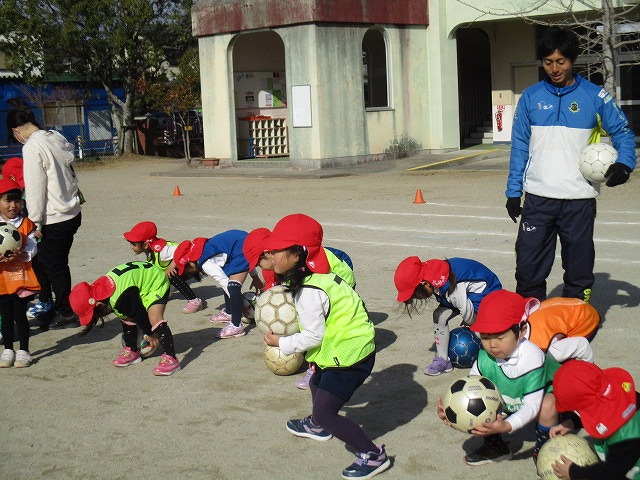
[216,321,246,339]
[210,309,232,324]
[295,364,315,390]
[153,354,181,376]
[182,298,204,314]
[112,347,142,367]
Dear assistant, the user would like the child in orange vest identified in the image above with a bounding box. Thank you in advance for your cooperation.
[0,178,40,368]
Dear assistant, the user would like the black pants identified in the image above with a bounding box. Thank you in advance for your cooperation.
[515,194,595,301]
[39,213,82,316]
[0,294,31,351]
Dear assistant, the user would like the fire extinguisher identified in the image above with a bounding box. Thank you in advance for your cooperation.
[495,108,503,132]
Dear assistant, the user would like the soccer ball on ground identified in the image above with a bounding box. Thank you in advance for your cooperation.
[0,222,22,257]
[536,434,600,480]
[263,344,304,375]
[448,327,482,368]
[254,285,300,336]
[579,142,618,183]
[241,291,257,325]
[442,376,502,433]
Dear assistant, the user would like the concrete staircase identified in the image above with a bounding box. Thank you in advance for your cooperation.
[464,120,493,146]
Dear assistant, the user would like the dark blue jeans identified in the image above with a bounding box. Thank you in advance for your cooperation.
[39,212,82,317]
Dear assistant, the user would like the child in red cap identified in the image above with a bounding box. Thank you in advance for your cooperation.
[0,178,40,368]
[394,256,502,375]
[437,289,561,466]
[522,297,600,363]
[244,222,356,390]
[551,360,640,480]
[123,221,203,314]
[69,261,180,376]
[173,230,261,339]
[262,213,390,479]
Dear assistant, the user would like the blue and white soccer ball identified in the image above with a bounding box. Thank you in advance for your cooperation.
[0,222,22,257]
[448,327,482,368]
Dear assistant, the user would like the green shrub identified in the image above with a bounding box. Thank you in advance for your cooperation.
[384,134,422,159]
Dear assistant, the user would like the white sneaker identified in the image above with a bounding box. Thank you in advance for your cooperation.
[14,350,32,368]
[0,349,16,368]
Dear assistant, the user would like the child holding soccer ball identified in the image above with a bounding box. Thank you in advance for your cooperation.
[437,289,560,465]
[551,360,640,480]
[394,256,502,375]
[69,261,180,376]
[123,221,203,314]
[261,213,390,479]
[0,178,40,368]
[173,230,261,339]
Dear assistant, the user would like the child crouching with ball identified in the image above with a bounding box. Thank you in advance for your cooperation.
[437,289,560,466]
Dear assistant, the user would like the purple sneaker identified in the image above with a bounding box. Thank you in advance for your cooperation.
[424,356,453,376]
[295,364,315,390]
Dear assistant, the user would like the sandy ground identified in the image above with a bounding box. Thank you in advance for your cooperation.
[1,154,638,480]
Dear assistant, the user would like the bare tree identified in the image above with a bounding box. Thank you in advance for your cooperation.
[457,0,640,98]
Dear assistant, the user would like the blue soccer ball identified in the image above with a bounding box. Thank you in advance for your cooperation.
[448,327,482,368]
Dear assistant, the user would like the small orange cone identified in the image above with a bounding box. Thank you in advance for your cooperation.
[413,189,425,204]
[173,185,182,197]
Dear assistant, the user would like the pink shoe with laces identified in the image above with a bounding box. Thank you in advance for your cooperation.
[216,321,246,339]
[210,309,232,324]
[112,347,142,367]
[295,364,315,390]
[182,298,204,314]
[152,354,181,376]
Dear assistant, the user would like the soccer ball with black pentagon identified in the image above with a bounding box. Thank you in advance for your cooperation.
[0,222,22,257]
[579,142,617,183]
[448,327,482,368]
[442,376,502,433]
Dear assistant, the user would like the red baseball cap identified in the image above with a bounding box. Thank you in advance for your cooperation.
[173,237,206,275]
[263,214,329,273]
[554,360,637,439]
[123,221,157,243]
[243,227,271,270]
[0,177,22,195]
[1,157,24,188]
[471,289,536,334]
[69,276,116,326]
[393,257,450,302]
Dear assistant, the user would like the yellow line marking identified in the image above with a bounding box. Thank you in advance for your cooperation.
[407,148,502,171]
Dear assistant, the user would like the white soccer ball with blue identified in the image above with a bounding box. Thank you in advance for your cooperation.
[448,327,482,368]
[536,434,599,479]
[0,222,22,257]
[579,142,618,183]
[254,285,300,336]
[442,375,502,433]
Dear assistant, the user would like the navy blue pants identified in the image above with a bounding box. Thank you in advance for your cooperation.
[515,194,596,301]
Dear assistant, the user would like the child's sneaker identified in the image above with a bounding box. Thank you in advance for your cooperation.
[139,335,158,357]
[182,298,203,314]
[424,356,453,376]
[27,300,54,319]
[286,416,333,441]
[342,444,391,479]
[14,350,32,368]
[0,349,15,368]
[295,364,315,390]
[464,436,511,465]
[216,322,246,339]
[152,354,180,376]
[210,309,232,324]
[112,347,142,367]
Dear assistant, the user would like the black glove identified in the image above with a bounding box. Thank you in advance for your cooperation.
[506,197,522,223]
[605,162,632,187]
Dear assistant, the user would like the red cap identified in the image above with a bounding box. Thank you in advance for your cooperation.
[0,177,22,195]
[554,360,637,439]
[471,289,536,334]
[263,214,329,273]
[69,276,116,326]
[1,157,24,188]
[393,257,450,302]
[123,221,157,243]
[243,227,271,270]
[173,238,206,275]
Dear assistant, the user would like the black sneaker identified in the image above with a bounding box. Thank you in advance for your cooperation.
[342,445,391,479]
[286,416,333,441]
[464,438,511,465]
[50,312,80,329]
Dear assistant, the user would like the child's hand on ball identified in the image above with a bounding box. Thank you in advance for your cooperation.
[436,397,452,427]
[552,455,573,479]
[264,331,281,347]
[471,415,511,436]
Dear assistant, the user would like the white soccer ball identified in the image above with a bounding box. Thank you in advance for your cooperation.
[442,376,503,433]
[263,344,304,376]
[254,285,300,336]
[579,142,618,183]
[0,222,22,257]
[536,434,600,480]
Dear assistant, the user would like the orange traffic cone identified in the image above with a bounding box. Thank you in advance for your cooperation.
[413,189,425,204]
[173,185,182,197]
